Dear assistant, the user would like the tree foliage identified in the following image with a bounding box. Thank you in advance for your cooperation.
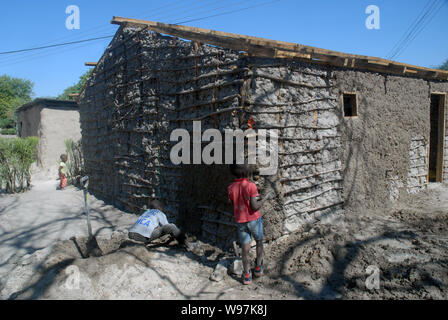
[0,75,34,127]
[57,69,93,100]
[439,58,448,71]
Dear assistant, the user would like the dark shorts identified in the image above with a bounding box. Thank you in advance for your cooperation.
[128,231,150,243]
[128,224,181,244]
[236,217,263,245]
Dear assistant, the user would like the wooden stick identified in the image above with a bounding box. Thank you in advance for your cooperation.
[278,135,341,141]
[284,186,343,205]
[259,124,338,130]
[305,201,344,214]
[173,106,242,121]
[248,106,337,115]
[198,205,234,217]
[247,71,332,89]
[284,178,343,195]
[280,168,342,182]
[201,217,237,227]
[279,146,339,155]
[279,158,340,169]
[174,94,240,112]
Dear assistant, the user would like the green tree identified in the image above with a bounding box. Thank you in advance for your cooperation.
[57,69,93,100]
[439,58,448,71]
[0,75,34,126]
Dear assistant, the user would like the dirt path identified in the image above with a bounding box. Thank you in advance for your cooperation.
[0,176,136,293]
[1,178,447,299]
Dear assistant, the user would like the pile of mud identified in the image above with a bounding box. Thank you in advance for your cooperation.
[261,201,448,299]
[2,231,260,300]
[2,232,217,300]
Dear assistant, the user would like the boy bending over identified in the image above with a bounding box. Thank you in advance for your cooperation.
[128,199,186,245]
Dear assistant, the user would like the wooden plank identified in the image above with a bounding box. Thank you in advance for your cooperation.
[201,217,237,228]
[110,16,448,81]
[85,62,98,66]
[368,60,389,66]
[404,67,418,74]
[437,94,446,182]
[273,49,311,60]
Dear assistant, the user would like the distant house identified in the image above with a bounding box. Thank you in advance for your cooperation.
[16,98,81,174]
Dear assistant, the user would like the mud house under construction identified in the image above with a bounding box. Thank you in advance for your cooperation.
[78,17,448,248]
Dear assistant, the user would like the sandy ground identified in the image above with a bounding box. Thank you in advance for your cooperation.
[1,174,448,299]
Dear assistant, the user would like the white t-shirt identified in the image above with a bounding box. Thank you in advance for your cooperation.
[129,209,169,238]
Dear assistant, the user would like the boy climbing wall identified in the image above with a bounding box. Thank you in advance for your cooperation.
[228,164,273,285]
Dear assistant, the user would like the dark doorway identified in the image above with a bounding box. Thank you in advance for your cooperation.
[428,94,446,182]
[343,93,358,117]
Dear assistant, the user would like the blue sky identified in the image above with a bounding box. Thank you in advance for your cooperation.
[0,0,447,98]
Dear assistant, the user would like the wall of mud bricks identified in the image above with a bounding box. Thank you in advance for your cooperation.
[79,25,448,248]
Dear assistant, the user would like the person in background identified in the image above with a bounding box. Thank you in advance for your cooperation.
[58,154,68,190]
[228,164,274,285]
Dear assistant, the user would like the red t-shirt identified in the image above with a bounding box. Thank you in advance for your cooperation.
[228,178,261,223]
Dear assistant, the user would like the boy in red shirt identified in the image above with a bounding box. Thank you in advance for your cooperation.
[228,164,273,285]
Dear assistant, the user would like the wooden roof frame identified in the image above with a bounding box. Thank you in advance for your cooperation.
[111,16,448,81]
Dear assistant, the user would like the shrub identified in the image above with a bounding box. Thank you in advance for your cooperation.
[0,136,39,193]
[1,128,16,135]
[0,118,14,129]
[64,139,84,185]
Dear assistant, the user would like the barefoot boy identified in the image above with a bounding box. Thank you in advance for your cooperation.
[228,164,273,285]
[58,154,68,190]
[128,199,186,245]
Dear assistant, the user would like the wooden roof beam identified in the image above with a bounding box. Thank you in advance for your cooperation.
[110,16,448,81]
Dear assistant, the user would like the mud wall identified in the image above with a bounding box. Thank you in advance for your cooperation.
[79,25,448,248]
[39,108,81,172]
[246,58,343,238]
[333,70,448,211]
[16,100,81,173]
[78,26,346,247]
[79,26,244,244]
